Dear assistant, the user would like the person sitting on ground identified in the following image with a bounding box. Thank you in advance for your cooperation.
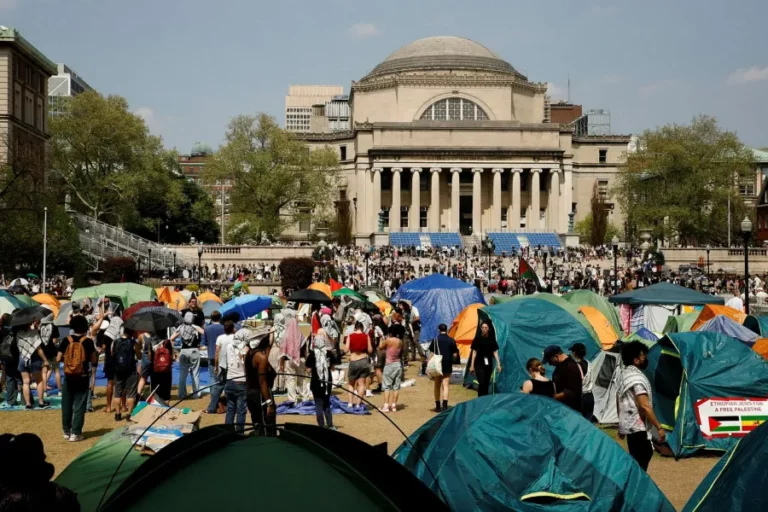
[428,323,460,412]
[57,315,97,442]
[521,358,555,398]
[111,327,141,421]
[379,325,403,413]
[341,321,372,410]
[305,329,336,430]
[542,345,583,412]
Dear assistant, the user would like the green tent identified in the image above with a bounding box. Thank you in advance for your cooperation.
[96,424,446,511]
[683,421,768,511]
[72,283,157,309]
[473,295,601,393]
[662,311,699,334]
[14,294,39,307]
[562,289,623,335]
[609,282,724,306]
[332,287,367,302]
[486,293,515,305]
[54,427,146,511]
[394,393,674,511]
[645,332,768,458]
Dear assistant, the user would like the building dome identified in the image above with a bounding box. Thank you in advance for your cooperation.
[191,142,213,156]
[362,36,522,81]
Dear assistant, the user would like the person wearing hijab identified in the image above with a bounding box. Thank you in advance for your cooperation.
[305,329,336,430]
[278,315,309,403]
[170,312,204,400]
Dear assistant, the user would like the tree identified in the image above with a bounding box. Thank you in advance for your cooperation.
[615,116,755,246]
[206,114,340,243]
[589,182,609,247]
[574,213,621,246]
[279,257,315,293]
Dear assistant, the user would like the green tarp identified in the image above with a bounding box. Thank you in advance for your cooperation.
[609,282,724,306]
[72,283,157,309]
[332,287,367,302]
[662,312,699,334]
[562,289,623,336]
[645,332,768,458]
[394,393,674,511]
[14,294,39,307]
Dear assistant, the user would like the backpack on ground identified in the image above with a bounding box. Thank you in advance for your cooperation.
[153,343,172,373]
[113,337,135,373]
[63,335,88,377]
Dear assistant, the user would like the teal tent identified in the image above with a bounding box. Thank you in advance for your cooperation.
[696,316,759,345]
[644,332,768,458]
[394,394,674,511]
[609,282,724,306]
[562,289,623,335]
[72,283,157,309]
[662,312,699,334]
[477,295,601,392]
[683,420,768,511]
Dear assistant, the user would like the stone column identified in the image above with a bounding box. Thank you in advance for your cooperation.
[562,165,573,233]
[549,168,560,232]
[430,168,441,231]
[372,168,382,231]
[492,168,503,230]
[450,168,461,231]
[391,168,402,232]
[410,168,422,231]
[531,169,542,230]
[472,168,483,235]
[510,168,522,231]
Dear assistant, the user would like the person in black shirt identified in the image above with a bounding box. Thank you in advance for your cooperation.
[521,357,555,398]
[570,342,594,421]
[428,324,460,411]
[0,313,22,406]
[469,322,502,397]
[181,297,205,328]
[57,316,98,442]
[543,345,583,412]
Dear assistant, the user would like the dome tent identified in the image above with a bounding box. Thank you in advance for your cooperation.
[562,289,622,335]
[394,394,674,511]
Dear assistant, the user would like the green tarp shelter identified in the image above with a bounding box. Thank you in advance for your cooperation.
[683,420,768,511]
[662,312,699,334]
[474,294,601,392]
[645,332,768,458]
[562,289,623,336]
[609,282,724,306]
[394,393,674,511]
[72,283,157,309]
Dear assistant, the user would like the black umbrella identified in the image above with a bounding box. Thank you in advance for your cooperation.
[287,289,332,305]
[124,308,180,333]
[10,305,51,327]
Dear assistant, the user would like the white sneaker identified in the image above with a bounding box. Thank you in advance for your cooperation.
[63,432,71,440]
[69,434,84,442]
[365,390,374,397]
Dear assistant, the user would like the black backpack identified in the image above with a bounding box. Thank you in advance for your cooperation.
[113,337,135,373]
[0,332,14,364]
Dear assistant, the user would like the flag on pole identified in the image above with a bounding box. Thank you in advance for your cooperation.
[519,257,546,290]
[146,386,168,408]
[329,278,343,293]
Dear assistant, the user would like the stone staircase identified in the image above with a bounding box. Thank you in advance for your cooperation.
[462,234,481,250]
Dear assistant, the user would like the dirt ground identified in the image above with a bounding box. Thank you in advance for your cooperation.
[0,365,717,511]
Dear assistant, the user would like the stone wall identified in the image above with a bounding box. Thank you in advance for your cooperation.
[171,245,313,266]
[661,247,768,274]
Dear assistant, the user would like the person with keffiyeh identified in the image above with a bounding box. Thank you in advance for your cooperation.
[278,315,310,403]
[305,329,336,430]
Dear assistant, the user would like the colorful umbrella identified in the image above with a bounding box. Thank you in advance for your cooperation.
[14,294,39,307]
[332,288,367,302]
[0,296,24,316]
[122,301,164,321]
[308,282,332,299]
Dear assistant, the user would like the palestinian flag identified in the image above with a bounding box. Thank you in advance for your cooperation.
[708,416,740,433]
[742,415,768,431]
[519,257,545,289]
[329,278,343,293]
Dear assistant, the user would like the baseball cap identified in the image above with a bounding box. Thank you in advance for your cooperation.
[542,345,562,363]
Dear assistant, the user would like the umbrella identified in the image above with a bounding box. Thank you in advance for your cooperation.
[308,282,332,299]
[55,302,73,326]
[197,292,222,304]
[374,300,392,315]
[219,295,273,320]
[332,288,367,302]
[10,305,51,327]
[32,293,61,317]
[10,278,29,287]
[26,273,39,279]
[202,300,222,318]
[287,289,333,305]
[0,296,24,316]
[14,294,39,307]
[125,308,181,333]
[122,301,164,321]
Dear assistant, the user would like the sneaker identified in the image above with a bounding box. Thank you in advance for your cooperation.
[115,412,122,421]
[63,432,71,440]
[38,401,51,409]
[389,404,397,412]
[365,390,374,397]
[69,434,84,442]
[380,404,390,413]
[347,402,354,409]
[25,405,33,410]
[326,426,339,431]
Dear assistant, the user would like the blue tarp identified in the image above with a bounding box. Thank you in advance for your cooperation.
[635,327,659,342]
[696,315,759,345]
[276,396,371,416]
[392,274,485,342]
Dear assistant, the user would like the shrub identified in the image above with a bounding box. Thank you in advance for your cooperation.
[185,284,200,293]
[279,257,314,294]
[101,257,139,283]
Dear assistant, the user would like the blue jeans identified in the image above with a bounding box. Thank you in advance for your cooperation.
[178,348,201,400]
[224,380,247,433]
[207,368,226,413]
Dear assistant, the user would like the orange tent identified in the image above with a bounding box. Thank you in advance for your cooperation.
[375,300,392,315]
[155,287,172,304]
[449,303,484,361]
[197,291,223,304]
[32,293,60,317]
[579,306,619,350]
[754,339,768,360]
[165,291,187,311]
[308,282,332,299]
[691,305,746,331]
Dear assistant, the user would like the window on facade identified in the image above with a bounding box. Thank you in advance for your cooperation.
[420,206,428,228]
[35,98,43,131]
[339,145,347,161]
[13,84,21,119]
[401,206,409,228]
[599,149,608,163]
[419,98,489,121]
[598,180,609,201]
[739,183,755,196]
[24,91,34,125]
[401,174,411,191]
[420,176,429,192]
[298,208,312,233]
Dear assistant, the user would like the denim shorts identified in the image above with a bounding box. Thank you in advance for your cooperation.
[18,357,44,374]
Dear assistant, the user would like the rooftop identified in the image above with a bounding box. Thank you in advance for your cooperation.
[0,26,57,75]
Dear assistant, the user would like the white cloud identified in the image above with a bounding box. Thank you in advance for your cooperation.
[546,82,567,101]
[134,107,157,129]
[0,0,17,10]
[727,66,768,85]
[349,23,379,38]
[638,79,678,97]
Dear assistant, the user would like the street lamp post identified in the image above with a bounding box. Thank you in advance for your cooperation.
[148,247,152,279]
[364,253,369,286]
[612,235,619,295]
[741,217,752,315]
[706,245,711,279]
[197,245,204,288]
[482,236,494,287]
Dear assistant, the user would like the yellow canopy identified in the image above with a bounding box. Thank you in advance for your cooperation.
[579,306,619,350]
[449,303,485,361]
[308,282,332,299]
[691,304,746,331]
[154,287,172,304]
[32,293,60,317]
[197,291,223,304]
[375,300,392,315]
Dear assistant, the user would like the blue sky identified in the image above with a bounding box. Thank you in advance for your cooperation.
[6,0,767,151]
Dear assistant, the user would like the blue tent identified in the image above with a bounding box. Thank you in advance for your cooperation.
[394,393,674,511]
[696,315,759,345]
[635,327,659,342]
[392,274,485,342]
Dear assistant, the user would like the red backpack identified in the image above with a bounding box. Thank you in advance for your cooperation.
[153,343,172,373]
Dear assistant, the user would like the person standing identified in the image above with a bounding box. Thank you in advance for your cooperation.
[305,329,336,429]
[427,324,460,412]
[340,321,372,410]
[520,358,555,398]
[279,315,309,403]
[379,327,403,413]
[170,312,204,400]
[136,331,156,398]
[150,337,174,402]
[542,345,583,412]
[57,316,97,442]
[0,313,22,407]
[16,321,51,409]
[570,343,594,421]
[203,311,225,412]
[224,330,249,433]
[618,341,666,471]
[181,297,205,328]
[245,329,277,436]
[469,322,502,397]
[40,314,60,397]
[111,328,141,421]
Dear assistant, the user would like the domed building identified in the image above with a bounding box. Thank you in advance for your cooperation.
[298,36,630,247]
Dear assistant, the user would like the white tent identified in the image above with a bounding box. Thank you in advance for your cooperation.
[586,350,623,425]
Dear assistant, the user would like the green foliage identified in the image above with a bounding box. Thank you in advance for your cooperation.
[615,115,755,246]
[206,114,340,243]
[185,284,199,293]
[589,182,609,247]
[574,213,622,246]
[101,257,139,283]
[279,257,314,293]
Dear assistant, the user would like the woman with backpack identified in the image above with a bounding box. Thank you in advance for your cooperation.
[111,328,142,421]
[57,315,97,442]
[151,338,174,402]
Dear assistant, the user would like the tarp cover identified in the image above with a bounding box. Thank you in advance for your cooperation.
[72,283,157,309]
[609,282,724,306]
[645,332,768,457]
[394,393,674,511]
[392,274,485,342]
[696,316,759,345]
[562,289,623,335]
[662,312,699,334]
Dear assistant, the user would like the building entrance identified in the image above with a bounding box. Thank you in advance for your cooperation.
[460,196,473,235]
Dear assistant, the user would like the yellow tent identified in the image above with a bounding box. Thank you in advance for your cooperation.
[32,293,60,317]
[375,300,392,316]
[308,282,332,299]
[449,303,485,361]
[753,338,768,360]
[579,306,619,350]
[154,287,172,304]
[166,291,187,311]
[197,291,223,304]
[691,304,746,331]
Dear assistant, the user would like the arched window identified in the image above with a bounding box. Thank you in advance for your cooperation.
[419,98,489,121]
